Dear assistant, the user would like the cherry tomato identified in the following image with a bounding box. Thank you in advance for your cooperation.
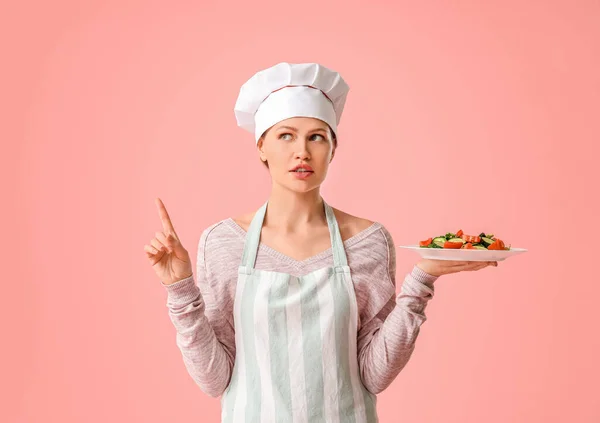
[461,234,481,244]
[456,229,463,238]
[419,237,433,247]
[488,239,503,250]
[444,241,464,249]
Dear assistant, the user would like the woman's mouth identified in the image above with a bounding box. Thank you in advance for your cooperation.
[290,169,314,179]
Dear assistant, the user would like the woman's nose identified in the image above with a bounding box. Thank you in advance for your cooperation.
[295,153,310,162]
[295,146,310,159]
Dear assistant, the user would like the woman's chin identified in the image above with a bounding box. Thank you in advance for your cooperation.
[281,179,320,193]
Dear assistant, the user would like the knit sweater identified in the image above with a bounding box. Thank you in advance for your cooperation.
[161,217,438,398]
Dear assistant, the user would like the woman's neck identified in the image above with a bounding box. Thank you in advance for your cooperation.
[263,185,326,233]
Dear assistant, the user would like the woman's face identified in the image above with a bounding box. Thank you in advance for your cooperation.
[257,117,336,192]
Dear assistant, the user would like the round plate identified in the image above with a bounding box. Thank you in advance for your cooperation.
[397,245,528,261]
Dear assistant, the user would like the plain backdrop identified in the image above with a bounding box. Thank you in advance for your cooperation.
[4,0,599,422]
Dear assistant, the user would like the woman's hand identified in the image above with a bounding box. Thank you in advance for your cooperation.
[143,198,193,285]
[417,259,498,277]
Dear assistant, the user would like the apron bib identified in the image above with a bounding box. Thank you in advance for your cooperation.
[220,199,378,423]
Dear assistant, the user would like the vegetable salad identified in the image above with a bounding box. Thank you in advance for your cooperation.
[419,230,511,250]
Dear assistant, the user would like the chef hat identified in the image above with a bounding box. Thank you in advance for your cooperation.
[234,62,350,143]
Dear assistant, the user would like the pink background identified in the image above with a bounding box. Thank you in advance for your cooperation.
[6,0,599,422]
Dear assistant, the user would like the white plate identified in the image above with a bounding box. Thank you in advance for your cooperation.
[397,245,528,261]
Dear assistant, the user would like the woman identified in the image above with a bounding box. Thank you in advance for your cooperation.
[144,62,498,423]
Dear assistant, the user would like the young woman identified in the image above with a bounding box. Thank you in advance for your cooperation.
[144,62,498,423]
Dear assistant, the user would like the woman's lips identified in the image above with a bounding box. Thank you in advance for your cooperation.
[290,170,314,179]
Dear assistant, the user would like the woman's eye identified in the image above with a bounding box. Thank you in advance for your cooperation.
[278,133,324,141]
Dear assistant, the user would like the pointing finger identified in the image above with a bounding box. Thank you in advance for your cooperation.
[155,197,177,237]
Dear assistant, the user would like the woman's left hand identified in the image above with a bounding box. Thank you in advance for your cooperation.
[417,259,498,277]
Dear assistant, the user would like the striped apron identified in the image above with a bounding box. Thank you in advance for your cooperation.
[220,199,378,423]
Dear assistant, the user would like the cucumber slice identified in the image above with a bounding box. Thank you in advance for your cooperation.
[447,237,465,244]
[433,237,446,248]
[473,245,487,250]
[481,237,495,247]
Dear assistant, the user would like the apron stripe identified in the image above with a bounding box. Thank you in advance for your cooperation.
[255,272,275,423]
[269,272,293,422]
[287,276,309,423]
[347,271,379,422]
[341,268,374,423]
[301,270,327,422]
[331,268,358,423]
[317,268,341,423]
[242,271,263,422]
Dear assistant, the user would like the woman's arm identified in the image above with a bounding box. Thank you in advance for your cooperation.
[162,226,236,398]
[356,227,438,395]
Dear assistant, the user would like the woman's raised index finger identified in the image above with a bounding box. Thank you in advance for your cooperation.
[155,197,176,234]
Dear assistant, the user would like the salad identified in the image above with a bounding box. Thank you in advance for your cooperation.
[419,230,511,250]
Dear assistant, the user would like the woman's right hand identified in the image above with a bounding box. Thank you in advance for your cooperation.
[144,198,193,285]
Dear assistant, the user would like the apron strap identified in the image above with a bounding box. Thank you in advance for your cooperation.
[241,199,348,270]
[324,200,348,267]
[241,199,269,271]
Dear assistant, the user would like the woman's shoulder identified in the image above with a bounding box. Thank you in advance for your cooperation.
[331,207,378,242]
[195,218,247,270]
[198,217,244,246]
[329,207,395,251]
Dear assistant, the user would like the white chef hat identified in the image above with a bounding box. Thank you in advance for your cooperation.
[234,62,350,143]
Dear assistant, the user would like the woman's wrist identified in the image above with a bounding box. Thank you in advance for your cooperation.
[416,260,442,277]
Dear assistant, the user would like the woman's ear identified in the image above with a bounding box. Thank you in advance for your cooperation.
[257,138,267,161]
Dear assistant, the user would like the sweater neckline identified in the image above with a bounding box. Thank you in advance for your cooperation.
[224,217,382,268]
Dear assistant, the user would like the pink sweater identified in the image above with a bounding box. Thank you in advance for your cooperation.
[161,218,438,398]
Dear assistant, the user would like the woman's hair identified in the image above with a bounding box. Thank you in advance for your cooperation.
[258,125,338,169]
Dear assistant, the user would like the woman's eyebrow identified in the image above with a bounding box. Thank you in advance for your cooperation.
[277,125,328,133]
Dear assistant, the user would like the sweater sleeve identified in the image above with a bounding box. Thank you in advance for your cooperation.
[161,226,235,398]
[356,226,438,395]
